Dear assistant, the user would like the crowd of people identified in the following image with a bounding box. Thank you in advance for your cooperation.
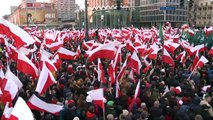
[0,21,213,120]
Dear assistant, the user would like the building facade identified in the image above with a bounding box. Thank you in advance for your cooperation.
[84,0,131,28]
[8,2,58,28]
[22,0,36,3]
[190,0,213,27]
[137,0,188,27]
[50,0,75,22]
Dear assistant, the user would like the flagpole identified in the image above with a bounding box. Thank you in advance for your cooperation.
[187,59,200,80]
[102,99,106,120]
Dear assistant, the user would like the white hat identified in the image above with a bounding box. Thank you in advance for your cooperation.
[86,96,92,102]
[122,109,129,116]
[73,117,80,120]
[161,69,165,72]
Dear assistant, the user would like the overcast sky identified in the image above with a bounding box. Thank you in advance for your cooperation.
[0,0,84,17]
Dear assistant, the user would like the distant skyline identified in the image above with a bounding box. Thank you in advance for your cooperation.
[0,0,84,17]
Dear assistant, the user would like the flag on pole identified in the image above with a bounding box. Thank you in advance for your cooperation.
[87,88,105,109]
[9,97,34,120]
[27,94,63,115]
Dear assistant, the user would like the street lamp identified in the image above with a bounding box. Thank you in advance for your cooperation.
[101,15,104,28]
[85,0,89,41]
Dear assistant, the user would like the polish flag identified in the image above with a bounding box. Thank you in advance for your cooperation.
[35,63,56,95]
[108,61,115,85]
[205,27,213,37]
[142,56,152,73]
[0,18,35,49]
[164,42,180,54]
[98,59,106,84]
[82,40,95,50]
[117,58,128,81]
[176,51,186,66]
[87,42,115,62]
[75,45,81,59]
[9,97,34,120]
[0,78,18,103]
[1,102,13,120]
[196,56,209,69]
[126,40,136,52]
[51,55,62,69]
[190,50,199,71]
[128,70,135,83]
[188,29,195,36]
[5,43,18,60]
[17,51,38,78]
[44,31,59,45]
[147,44,160,60]
[208,46,213,55]
[195,44,205,53]
[129,80,140,111]
[5,66,23,89]
[19,45,37,56]
[45,40,63,52]
[133,38,143,47]
[128,51,142,74]
[38,48,53,59]
[87,88,105,109]
[41,54,57,72]
[27,94,63,115]
[113,46,122,72]
[162,48,175,68]
[56,47,76,60]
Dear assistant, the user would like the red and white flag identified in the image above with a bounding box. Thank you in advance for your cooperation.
[17,51,38,78]
[51,55,62,69]
[117,58,128,81]
[209,46,213,55]
[164,41,180,54]
[27,94,63,115]
[75,45,81,59]
[1,102,13,120]
[5,66,23,89]
[190,50,199,71]
[0,78,18,103]
[188,29,195,36]
[98,59,106,84]
[9,97,34,120]
[113,46,122,70]
[56,47,76,60]
[142,56,152,73]
[128,51,142,74]
[87,88,105,109]
[87,42,115,62]
[196,56,209,69]
[147,44,160,60]
[129,80,140,111]
[162,48,175,68]
[126,40,136,52]
[41,54,57,72]
[45,40,63,52]
[176,51,186,66]
[108,61,115,85]
[0,18,35,49]
[128,70,136,83]
[35,63,56,95]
